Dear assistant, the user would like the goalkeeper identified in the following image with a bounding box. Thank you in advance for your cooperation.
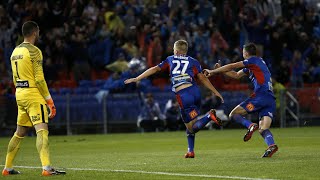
[2,21,65,176]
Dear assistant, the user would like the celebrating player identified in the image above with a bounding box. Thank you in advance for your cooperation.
[2,21,66,176]
[203,43,278,157]
[125,40,223,158]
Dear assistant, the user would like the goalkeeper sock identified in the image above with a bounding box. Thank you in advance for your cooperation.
[260,129,275,146]
[186,129,195,152]
[36,129,51,168]
[231,114,252,128]
[191,114,211,133]
[5,133,24,169]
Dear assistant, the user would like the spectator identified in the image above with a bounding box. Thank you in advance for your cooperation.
[164,99,183,131]
[105,53,129,73]
[147,32,163,68]
[1,0,320,94]
[272,78,286,111]
[201,92,223,114]
[276,60,291,85]
[137,93,166,132]
[272,77,286,123]
[95,72,124,103]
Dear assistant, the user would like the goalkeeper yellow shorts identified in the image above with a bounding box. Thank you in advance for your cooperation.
[16,89,48,127]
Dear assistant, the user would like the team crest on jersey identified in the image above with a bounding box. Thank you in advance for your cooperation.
[189,110,198,119]
[246,103,255,111]
[31,114,40,122]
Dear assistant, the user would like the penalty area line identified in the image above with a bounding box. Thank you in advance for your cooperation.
[0,165,277,180]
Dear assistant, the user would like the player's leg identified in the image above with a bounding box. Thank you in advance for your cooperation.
[176,88,198,158]
[182,87,221,134]
[229,105,252,128]
[183,109,221,158]
[230,100,259,142]
[2,103,31,176]
[177,87,220,158]
[30,102,65,175]
[259,116,278,157]
[258,99,278,157]
[2,125,29,176]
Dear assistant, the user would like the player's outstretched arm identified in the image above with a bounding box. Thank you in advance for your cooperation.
[196,73,224,103]
[224,70,247,79]
[203,61,247,80]
[124,66,161,84]
[203,61,245,77]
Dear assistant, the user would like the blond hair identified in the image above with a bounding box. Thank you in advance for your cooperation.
[174,40,188,54]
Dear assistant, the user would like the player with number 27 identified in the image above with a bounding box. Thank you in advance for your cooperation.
[125,40,223,158]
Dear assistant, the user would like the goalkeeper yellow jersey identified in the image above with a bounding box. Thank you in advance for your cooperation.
[10,42,50,101]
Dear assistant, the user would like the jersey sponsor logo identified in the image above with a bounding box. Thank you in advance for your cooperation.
[246,102,255,111]
[16,81,29,88]
[172,74,192,84]
[189,109,198,119]
[31,114,40,122]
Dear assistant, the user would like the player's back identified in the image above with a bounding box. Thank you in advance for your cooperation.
[243,56,274,96]
[11,42,44,100]
[158,55,202,91]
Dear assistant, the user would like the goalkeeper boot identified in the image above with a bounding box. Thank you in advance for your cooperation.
[209,109,222,126]
[262,144,278,158]
[42,168,66,176]
[184,151,195,158]
[243,123,258,142]
[2,169,20,176]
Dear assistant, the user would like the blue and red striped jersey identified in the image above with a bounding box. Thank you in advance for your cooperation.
[158,55,202,91]
[243,56,274,96]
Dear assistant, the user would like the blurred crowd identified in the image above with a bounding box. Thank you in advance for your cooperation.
[1,0,320,96]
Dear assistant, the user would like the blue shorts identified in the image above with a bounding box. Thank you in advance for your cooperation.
[240,94,276,120]
[175,85,201,123]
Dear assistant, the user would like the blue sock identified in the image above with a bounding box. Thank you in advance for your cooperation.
[260,129,275,146]
[191,114,211,133]
[232,114,252,128]
[186,129,195,152]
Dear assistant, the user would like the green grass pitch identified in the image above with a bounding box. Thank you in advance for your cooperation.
[0,127,320,180]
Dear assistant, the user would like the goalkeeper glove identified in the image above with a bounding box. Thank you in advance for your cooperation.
[46,97,56,119]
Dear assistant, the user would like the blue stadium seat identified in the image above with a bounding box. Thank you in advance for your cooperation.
[49,88,59,95]
[88,87,100,94]
[94,79,105,88]
[59,88,72,95]
[74,87,89,94]
[79,80,93,87]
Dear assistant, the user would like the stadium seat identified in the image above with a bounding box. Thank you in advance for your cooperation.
[49,88,59,95]
[94,79,105,88]
[88,87,100,94]
[74,87,89,94]
[79,80,93,87]
[59,88,72,95]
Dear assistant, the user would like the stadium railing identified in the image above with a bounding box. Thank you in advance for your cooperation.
[0,87,319,135]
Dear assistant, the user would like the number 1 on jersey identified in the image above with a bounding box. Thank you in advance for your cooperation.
[172,60,189,74]
[15,61,20,78]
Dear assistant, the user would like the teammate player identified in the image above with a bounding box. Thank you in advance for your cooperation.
[125,40,224,158]
[203,43,278,157]
[2,21,66,176]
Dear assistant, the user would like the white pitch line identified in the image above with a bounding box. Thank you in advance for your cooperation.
[0,165,277,180]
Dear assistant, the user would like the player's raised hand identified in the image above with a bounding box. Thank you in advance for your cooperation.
[214,60,222,69]
[124,78,138,84]
[202,69,212,77]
